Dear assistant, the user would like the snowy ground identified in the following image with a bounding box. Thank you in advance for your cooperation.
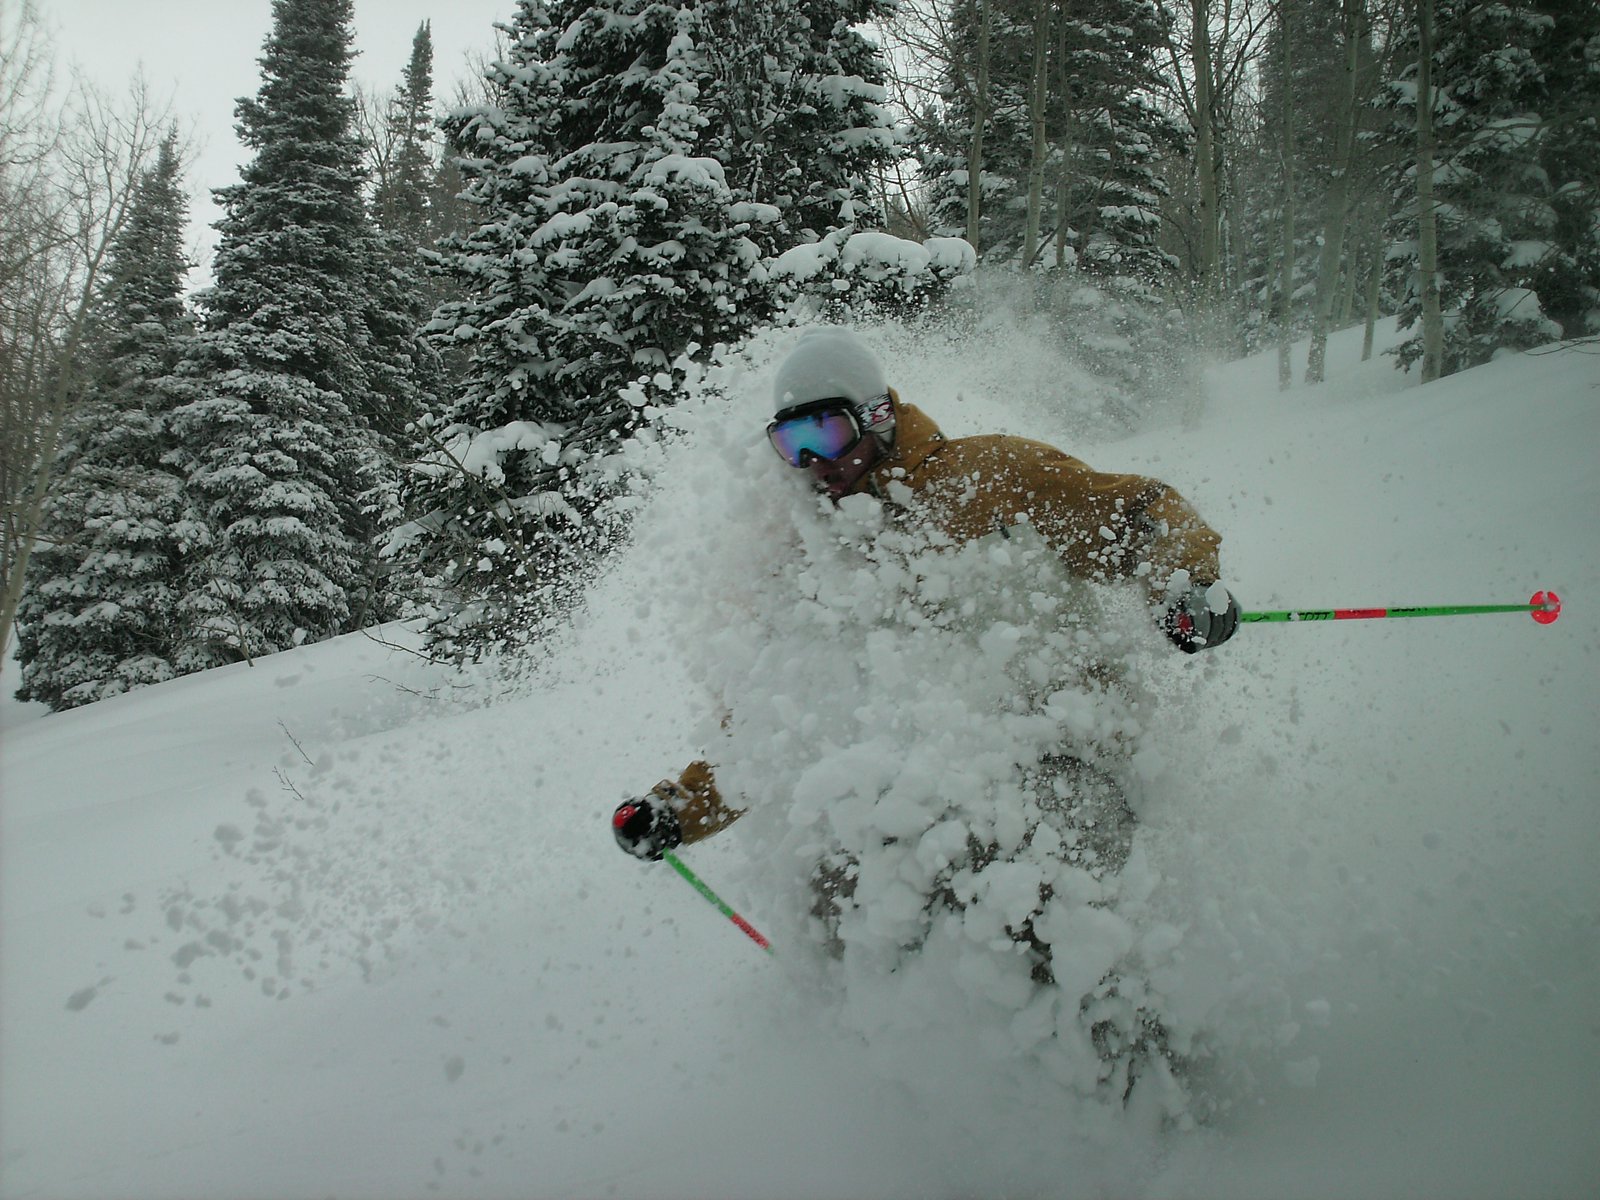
[3,319,1597,1199]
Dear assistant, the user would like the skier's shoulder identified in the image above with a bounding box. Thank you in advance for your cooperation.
[933,427,1094,480]
[891,408,1130,513]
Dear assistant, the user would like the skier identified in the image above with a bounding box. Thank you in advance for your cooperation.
[612,326,1238,868]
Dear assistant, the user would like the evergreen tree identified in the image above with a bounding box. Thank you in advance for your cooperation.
[170,0,392,664]
[406,0,761,659]
[699,0,900,249]
[926,0,1184,278]
[1381,0,1600,373]
[913,1,1192,418]
[370,21,457,357]
[15,134,207,709]
[373,22,443,248]
[1054,0,1186,279]
[1535,0,1600,342]
[401,0,897,656]
[1222,103,1290,354]
[924,2,1044,259]
[365,20,448,514]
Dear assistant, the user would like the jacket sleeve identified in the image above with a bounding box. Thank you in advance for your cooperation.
[1030,454,1222,593]
[909,432,1223,591]
[1131,482,1223,593]
[671,760,745,846]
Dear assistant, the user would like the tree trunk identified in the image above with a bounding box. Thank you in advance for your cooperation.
[1415,0,1444,381]
[1222,130,1245,330]
[1021,0,1051,269]
[1054,159,1071,268]
[1337,245,1360,323]
[1277,1,1295,391]
[1306,0,1367,383]
[1053,15,1075,269]
[966,0,991,257]
[1362,239,1383,360]
[1191,0,1219,293]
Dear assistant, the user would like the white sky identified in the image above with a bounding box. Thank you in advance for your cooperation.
[38,0,514,285]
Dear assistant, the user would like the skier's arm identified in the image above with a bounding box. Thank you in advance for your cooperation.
[1029,459,1238,651]
[611,760,745,861]
[1032,461,1221,589]
[1133,486,1222,592]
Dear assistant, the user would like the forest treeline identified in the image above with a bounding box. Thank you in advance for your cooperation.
[3,0,1595,708]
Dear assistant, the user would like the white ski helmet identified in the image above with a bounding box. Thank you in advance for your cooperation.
[771,327,896,445]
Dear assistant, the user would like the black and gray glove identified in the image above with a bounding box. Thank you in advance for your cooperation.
[612,780,686,861]
[1163,579,1240,653]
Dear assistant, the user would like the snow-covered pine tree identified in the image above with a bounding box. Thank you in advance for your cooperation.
[362,20,447,561]
[1534,0,1600,342]
[1262,0,1389,383]
[370,22,456,343]
[169,0,393,664]
[14,134,208,710]
[699,0,900,251]
[924,2,1042,260]
[1053,0,1186,281]
[533,5,769,393]
[1380,0,1599,373]
[372,22,443,250]
[925,0,1183,278]
[402,0,897,657]
[402,1,737,654]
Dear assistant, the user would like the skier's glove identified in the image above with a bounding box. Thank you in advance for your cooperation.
[1163,578,1240,653]
[612,780,686,861]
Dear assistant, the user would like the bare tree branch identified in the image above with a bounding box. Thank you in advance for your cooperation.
[1,1,176,658]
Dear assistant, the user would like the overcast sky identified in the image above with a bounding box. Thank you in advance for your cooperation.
[39,0,514,286]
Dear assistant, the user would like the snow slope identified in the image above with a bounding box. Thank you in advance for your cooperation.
[3,321,1597,1199]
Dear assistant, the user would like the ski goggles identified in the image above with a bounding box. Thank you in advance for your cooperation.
[766,401,865,467]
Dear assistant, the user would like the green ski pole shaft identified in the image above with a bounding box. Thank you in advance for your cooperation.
[1241,590,1561,626]
[662,849,773,955]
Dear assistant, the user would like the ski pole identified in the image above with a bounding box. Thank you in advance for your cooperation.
[1241,589,1561,625]
[661,849,774,956]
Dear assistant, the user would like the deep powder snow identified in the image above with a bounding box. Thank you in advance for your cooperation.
[2,317,1596,1199]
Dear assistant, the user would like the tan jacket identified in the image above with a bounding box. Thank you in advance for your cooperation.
[670,401,1223,846]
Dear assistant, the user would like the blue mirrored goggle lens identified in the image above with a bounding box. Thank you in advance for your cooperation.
[767,408,862,466]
